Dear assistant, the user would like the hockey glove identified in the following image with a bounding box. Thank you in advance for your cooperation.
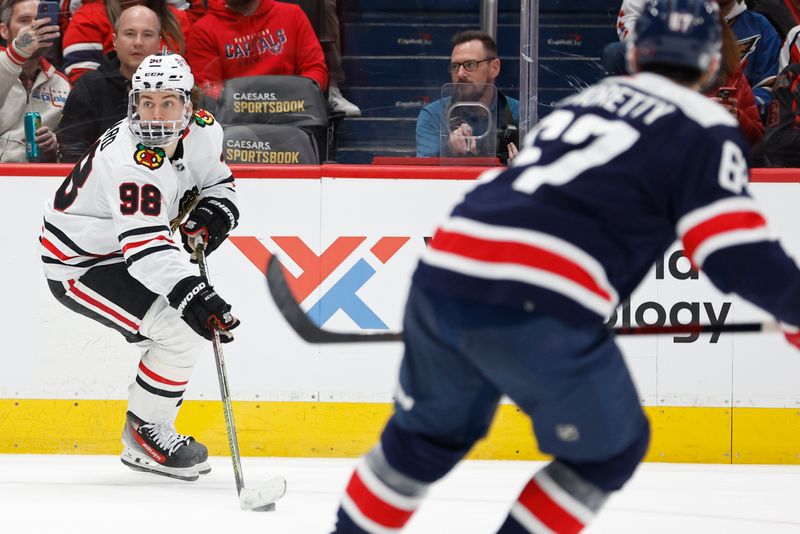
[168,276,240,342]
[180,197,239,256]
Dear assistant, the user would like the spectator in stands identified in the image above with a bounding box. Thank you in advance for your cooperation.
[599,0,642,76]
[707,17,764,147]
[721,0,780,120]
[416,30,519,164]
[62,0,190,84]
[762,61,800,166]
[0,0,68,162]
[58,5,160,162]
[322,0,359,117]
[185,0,328,101]
[612,0,780,120]
[746,0,797,41]
[780,23,800,71]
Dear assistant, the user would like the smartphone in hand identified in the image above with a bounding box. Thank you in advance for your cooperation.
[36,0,60,28]
[716,87,736,101]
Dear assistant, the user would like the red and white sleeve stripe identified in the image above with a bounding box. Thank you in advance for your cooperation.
[677,197,771,268]
[339,460,423,533]
[780,26,800,73]
[4,42,28,67]
[421,217,619,317]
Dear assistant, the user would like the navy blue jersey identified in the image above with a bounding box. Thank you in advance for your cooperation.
[414,72,800,327]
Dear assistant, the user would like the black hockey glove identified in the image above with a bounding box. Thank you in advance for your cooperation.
[180,197,239,256]
[168,276,240,342]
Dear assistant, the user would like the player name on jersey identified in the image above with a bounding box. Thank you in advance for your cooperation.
[560,83,677,125]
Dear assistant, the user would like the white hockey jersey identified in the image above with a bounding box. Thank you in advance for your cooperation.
[41,110,237,297]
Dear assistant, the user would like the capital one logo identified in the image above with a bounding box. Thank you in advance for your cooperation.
[230,235,413,329]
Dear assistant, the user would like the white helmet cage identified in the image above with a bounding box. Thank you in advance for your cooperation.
[128,53,195,147]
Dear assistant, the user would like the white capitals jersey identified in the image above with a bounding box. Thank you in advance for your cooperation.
[41,110,237,297]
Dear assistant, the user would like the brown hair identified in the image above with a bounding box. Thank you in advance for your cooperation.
[107,0,185,54]
[0,0,25,27]
[716,18,741,86]
[450,30,498,57]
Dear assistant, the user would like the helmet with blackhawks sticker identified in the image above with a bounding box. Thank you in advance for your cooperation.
[128,53,195,147]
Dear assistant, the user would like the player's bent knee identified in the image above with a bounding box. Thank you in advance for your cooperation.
[562,418,650,492]
[139,297,206,366]
[380,417,471,483]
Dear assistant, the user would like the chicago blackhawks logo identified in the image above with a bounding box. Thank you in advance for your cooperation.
[134,144,166,170]
[193,109,215,127]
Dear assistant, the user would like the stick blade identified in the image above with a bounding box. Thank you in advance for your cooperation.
[266,255,402,344]
[239,476,287,511]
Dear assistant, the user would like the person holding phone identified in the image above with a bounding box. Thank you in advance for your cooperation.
[705,16,763,148]
[0,0,69,162]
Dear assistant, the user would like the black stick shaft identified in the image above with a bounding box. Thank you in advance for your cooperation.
[197,245,246,495]
[267,256,778,343]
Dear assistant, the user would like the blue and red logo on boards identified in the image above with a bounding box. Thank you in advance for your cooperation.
[232,236,414,329]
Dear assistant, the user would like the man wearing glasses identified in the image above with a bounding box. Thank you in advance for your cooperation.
[415,30,520,163]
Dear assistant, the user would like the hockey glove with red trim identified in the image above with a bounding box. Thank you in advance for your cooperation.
[168,276,240,342]
[781,323,800,350]
[180,197,239,256]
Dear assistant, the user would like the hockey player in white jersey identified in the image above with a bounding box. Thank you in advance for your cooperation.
[41,53,240,481]
[332,1,800,532]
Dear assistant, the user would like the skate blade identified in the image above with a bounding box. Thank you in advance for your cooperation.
[197,461,211,475]
[121,449,200,482]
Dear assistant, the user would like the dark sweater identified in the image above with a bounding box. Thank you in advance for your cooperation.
[57,55,130,163]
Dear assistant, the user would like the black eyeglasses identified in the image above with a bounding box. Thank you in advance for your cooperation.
[449,57,497,73]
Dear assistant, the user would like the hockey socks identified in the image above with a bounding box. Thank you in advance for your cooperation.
[498,462,608,534]
[334,445,429,533]
[129,354,191,423]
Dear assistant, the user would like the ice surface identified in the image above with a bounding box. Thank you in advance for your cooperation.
[1,455,799,533]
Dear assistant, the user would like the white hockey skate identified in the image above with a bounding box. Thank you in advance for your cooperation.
[121,411,203,481]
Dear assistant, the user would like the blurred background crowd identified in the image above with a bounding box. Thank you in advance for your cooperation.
[2,0,800,166]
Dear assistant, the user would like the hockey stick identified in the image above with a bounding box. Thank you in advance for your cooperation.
[197,244,286,511]
[266,255,779,343]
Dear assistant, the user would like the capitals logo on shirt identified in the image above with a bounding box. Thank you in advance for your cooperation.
[225,29,287,59]
[134,144,166,170]
[736,34,761,63]
[193,109,215,127]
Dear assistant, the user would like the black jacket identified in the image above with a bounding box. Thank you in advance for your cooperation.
[57,55,130,163]
[762,63,800,167]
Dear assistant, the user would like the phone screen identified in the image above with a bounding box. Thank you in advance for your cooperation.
[716,87,735,101]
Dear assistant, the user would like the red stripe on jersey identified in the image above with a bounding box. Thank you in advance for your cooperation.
[138,361,188,387]
[517,478,584,534]
[41,237,77,261]
[67,280,139,331]
[682,211,767,263]
[431,229,612,302]
[42,234,121,260]
[346,470,415,529]
[122,235,174,254]
[6,45,27,66]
